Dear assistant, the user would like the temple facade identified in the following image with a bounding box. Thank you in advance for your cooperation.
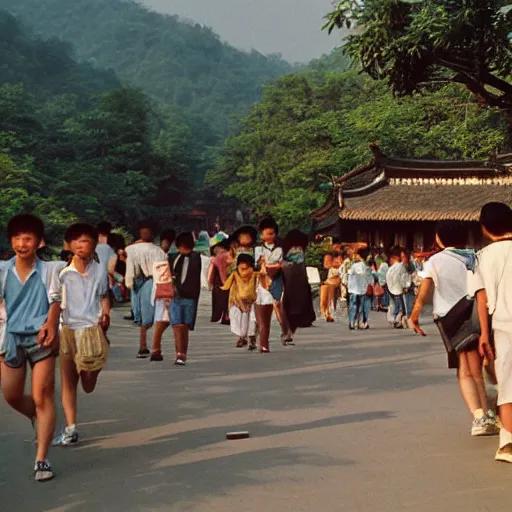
[312,146,512,250]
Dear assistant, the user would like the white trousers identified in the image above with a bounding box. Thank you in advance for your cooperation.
[230,305,256,338]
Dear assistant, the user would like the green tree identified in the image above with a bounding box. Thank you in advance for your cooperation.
[209,70,506,230]
[325,0,512,140]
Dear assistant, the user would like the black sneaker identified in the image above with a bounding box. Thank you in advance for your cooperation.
[34,460,54,482]
[150,352,163,362]
[136,348,150,359]
[124,313,134,321]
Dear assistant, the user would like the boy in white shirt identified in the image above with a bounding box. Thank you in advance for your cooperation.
[347,247,373,330]
[410,220,498,437]
[386,248,410,329]
[472,202,512,462]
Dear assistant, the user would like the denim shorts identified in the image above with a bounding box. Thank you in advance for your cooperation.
[132,277,155,327]
[2,335,55,369]
[170,298,197,330]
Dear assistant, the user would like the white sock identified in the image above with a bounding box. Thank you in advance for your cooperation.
[472,408,485,420]
[66,424,77,433]
[499,427,512,449]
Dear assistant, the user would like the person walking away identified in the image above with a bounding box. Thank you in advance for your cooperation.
[281,229,316,341]
[254,218,284,353]
[401,249,420,328]
[107,233,128,303]
[53,223,110,447]
[410,219,498,438]
[376,252,389,311]
[148,229,177,362]
[470,203,512,461]
[171,232,201,365]
[96,221,117,284]
[221,253,259,349]
[0,214,64,482]
[386,248,410,329]
[125,221,167,359]
[347,247,373,330]
[208,233,230,324]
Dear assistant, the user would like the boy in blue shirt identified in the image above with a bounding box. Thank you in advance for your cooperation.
[0,214,63,482]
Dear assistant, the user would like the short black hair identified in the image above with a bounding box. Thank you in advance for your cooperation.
[160,229,176,244]
[358,247,370,261]
[107,232,126,252]
[436,221,468,248]
[480,202,512,237]
[7,214,45,242]
[282,229,309,253]
[237,253,255,268]
[258,217,279,235]
[97,221,112,236]
[389,246,403,259]
[65,223,99,244]
[139,219,155,232]
[175,231,195,250]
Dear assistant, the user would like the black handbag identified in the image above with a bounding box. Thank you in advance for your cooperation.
[434,296,480,353]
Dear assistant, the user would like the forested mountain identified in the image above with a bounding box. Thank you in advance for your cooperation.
[0,0,293,141]
[0,10,194,245]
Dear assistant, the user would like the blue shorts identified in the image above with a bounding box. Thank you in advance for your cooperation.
[170,298,197,330]
[2,335,55,369]
[132,277,155,327]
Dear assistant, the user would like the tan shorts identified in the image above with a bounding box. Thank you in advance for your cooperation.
[60,324,109,373]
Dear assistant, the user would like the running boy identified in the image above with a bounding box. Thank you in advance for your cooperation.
[171,232,201,365]
[53,223,110,447]
[0,214,64,482]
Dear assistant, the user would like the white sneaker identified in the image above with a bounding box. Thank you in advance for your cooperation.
[496,444,512,463]
[471,417,490,436]
[52,426,79,446]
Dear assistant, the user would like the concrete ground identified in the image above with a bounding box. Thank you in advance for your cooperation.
[1,298,511,512]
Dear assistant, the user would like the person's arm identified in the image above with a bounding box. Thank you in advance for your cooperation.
[477,289,494,362]
[409,278,433,336]
[107,254,117,287]
[125,249,135,289]
[38,302,61,347]
[100,296,111,332]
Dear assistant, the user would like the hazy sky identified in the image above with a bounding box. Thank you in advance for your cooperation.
[143,0,339,62]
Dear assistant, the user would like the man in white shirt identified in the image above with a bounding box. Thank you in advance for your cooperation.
[410,220,498,438]
[471,203,512,462]
[347,247,373,329]
[386,248,411,329]
[125,221,166,359]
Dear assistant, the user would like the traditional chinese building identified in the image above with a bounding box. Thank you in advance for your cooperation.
[312,146,512,250]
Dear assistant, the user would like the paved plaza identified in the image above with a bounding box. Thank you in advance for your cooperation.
[1,299,512,512]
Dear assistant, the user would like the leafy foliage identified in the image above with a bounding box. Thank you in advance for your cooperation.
[0,13,194,244]
[324,0,512,139]
[208,68,507,231]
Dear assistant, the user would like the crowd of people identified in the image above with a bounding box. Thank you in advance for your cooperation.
[2,200,512,483]
[317,244,422,330]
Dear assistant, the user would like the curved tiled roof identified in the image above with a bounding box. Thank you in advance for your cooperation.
[312,148,512,225]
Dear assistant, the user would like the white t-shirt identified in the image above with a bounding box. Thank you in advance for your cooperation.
[469,241,512,333]
[348,261,372,295]
[422,250,468,317]
[386,262,411,296]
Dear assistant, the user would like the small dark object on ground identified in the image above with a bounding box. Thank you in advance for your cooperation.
[226,431,250,440]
